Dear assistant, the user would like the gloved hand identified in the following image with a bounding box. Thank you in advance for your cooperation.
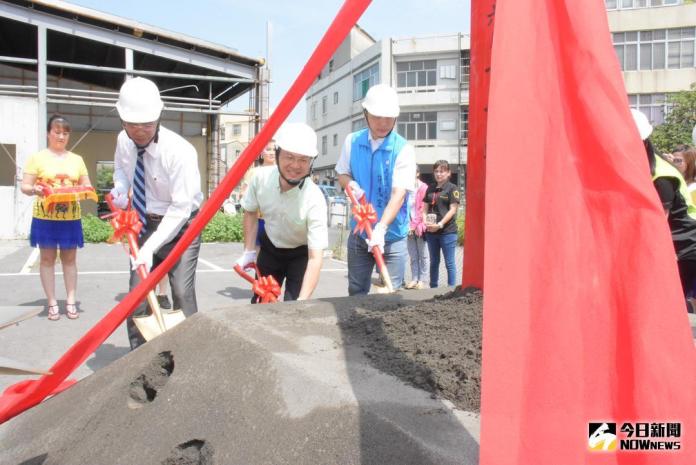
[367,223,386,254]
[110,187,129,210]
[235,250,257,269]
[131,243,154,272]
[348,180,365,201]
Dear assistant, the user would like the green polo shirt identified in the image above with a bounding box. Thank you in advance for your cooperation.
[241,166,328,250]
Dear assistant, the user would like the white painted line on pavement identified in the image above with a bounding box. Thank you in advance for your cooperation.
[0,268,347,277]
[19,248,39,274]
[197,258,225,271]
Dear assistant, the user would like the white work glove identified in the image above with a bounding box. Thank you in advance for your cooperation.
[131,243,154,272]
[235,250,257,269]
[367,223,387,254]
[110,187,129,210]
[348,180,365,202]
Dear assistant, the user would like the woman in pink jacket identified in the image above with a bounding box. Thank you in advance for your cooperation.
[405,169,429,289]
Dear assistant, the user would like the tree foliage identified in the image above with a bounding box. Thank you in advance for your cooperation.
[651,84,696,154]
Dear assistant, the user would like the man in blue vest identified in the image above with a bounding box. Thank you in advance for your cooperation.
[336,84,416,295]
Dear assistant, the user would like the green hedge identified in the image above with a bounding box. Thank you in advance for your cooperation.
[457,215,465,246]
[81,212,244,243]
[200,212,244,242]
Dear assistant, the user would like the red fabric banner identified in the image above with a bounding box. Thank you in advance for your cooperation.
[462,0,495,288]
[479,0,696,463]
[0,0,372,424]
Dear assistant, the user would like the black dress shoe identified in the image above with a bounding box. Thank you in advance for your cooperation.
[157,295,172,310]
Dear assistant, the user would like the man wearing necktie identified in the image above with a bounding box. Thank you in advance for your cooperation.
[110,77,203,350]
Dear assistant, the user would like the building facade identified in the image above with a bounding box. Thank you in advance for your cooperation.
[608,0,696,123]
[305,28,469,188]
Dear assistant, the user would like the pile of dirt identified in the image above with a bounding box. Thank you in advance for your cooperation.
[338,287,482,412]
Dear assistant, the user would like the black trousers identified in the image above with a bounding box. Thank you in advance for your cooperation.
[127,213,201,350]
[678,258,696,313]
[253,230,308,303]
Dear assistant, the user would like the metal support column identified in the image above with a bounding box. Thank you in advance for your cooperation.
[37,25,47,147]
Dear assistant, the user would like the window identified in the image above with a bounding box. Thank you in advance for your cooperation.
[397,112,437,140]
[333,91,339,104]
[329,59,334,73]
[352,119,367,132]
[629,93,672,125]
[322,135,328,155]
[0,143,16,186]
[460,51,470,90]
[312,101,317,120]
[322,96,328,115]
[232,124,242,137]
[440,64,457,80]
[606,0,681,9]
[613,28,694,70]
[333,134,338,146]
[460,106,469,142]
[396,60,437,88]
[219,127,226,140]
[353,63,380,101]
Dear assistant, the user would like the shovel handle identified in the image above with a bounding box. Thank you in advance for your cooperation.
[344,185,394,293]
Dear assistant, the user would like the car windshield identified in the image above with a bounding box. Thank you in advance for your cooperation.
[322,187,338,197]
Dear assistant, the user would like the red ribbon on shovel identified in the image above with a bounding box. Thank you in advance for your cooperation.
[233,264,281,303]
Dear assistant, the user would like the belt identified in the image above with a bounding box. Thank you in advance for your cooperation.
[146,210,199,221]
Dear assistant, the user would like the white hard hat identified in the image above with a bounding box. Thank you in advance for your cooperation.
[116,77,164,123]
[630,108,653,141]
[275,122,318,158]
[361,84,400,118]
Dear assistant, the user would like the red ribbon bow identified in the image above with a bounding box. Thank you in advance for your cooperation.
[352,203,377,235]
[107,209,142,242]
[252,275,282,303]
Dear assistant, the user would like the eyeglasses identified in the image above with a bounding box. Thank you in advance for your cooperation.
[123,121,158,129]
[280,153,312,167]
[673,158,685,164]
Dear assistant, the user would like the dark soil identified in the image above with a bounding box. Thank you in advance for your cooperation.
[338,287,482,412]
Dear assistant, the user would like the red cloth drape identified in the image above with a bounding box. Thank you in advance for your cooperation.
[462,0,495,288]
[0,0,372,425]
[479,0,696,463]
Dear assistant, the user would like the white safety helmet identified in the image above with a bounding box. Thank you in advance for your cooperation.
[361,84,400,118]
[630,108,653,141]
[116,77,164,123]
[275,122,318,158]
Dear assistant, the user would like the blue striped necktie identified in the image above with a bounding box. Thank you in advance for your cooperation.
[133,147,147,234]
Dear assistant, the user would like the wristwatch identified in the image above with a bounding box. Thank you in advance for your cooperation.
[437,221,443,229]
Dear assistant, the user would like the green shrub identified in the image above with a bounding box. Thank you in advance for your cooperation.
[82,214,113,243]
[201,212,244,242]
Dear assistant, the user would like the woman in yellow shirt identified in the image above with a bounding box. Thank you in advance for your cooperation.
[20,115,92,321]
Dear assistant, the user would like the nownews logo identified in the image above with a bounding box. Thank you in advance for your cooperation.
[588,422,682,452]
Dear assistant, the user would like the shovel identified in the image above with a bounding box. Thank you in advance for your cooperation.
[103,193,185,341]
[345,185,394,293]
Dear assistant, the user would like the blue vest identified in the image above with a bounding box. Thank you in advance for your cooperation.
[349,129,409,242]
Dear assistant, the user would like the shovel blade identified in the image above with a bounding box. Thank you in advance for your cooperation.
[133,310,186,341]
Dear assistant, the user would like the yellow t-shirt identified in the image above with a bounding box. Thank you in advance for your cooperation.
[24,149,89,221]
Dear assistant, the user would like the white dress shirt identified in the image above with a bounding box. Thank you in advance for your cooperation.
[335,131,416,192]
[113,125,203,252]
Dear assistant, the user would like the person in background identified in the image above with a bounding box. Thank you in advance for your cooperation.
[423,160,460,288]
[110,77,203,349]
[20,114,93,321]
[236,124,327,302]
[673,145,696,202]
[632,110,696,313]
[337,84,416,295]
[240,139,276,251]
[405,168,429,289]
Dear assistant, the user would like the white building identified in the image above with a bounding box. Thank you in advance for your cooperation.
[608,0,696,123]
[305,27,469,188]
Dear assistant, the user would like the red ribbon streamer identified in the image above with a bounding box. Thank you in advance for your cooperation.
[252,276,282,304]
[0,0,372,424]
[352,203,377,236]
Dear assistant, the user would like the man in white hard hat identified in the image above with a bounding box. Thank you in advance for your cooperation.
[336,84,416,295]
[236,123,328,301]
[110,77,203,349]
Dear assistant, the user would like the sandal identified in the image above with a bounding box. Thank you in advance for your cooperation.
[66,303,79,320]
[47,304,60,321]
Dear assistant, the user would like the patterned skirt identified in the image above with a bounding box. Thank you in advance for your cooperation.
[30,218,84,249]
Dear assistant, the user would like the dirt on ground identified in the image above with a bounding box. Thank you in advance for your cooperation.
[338,287,482,412]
